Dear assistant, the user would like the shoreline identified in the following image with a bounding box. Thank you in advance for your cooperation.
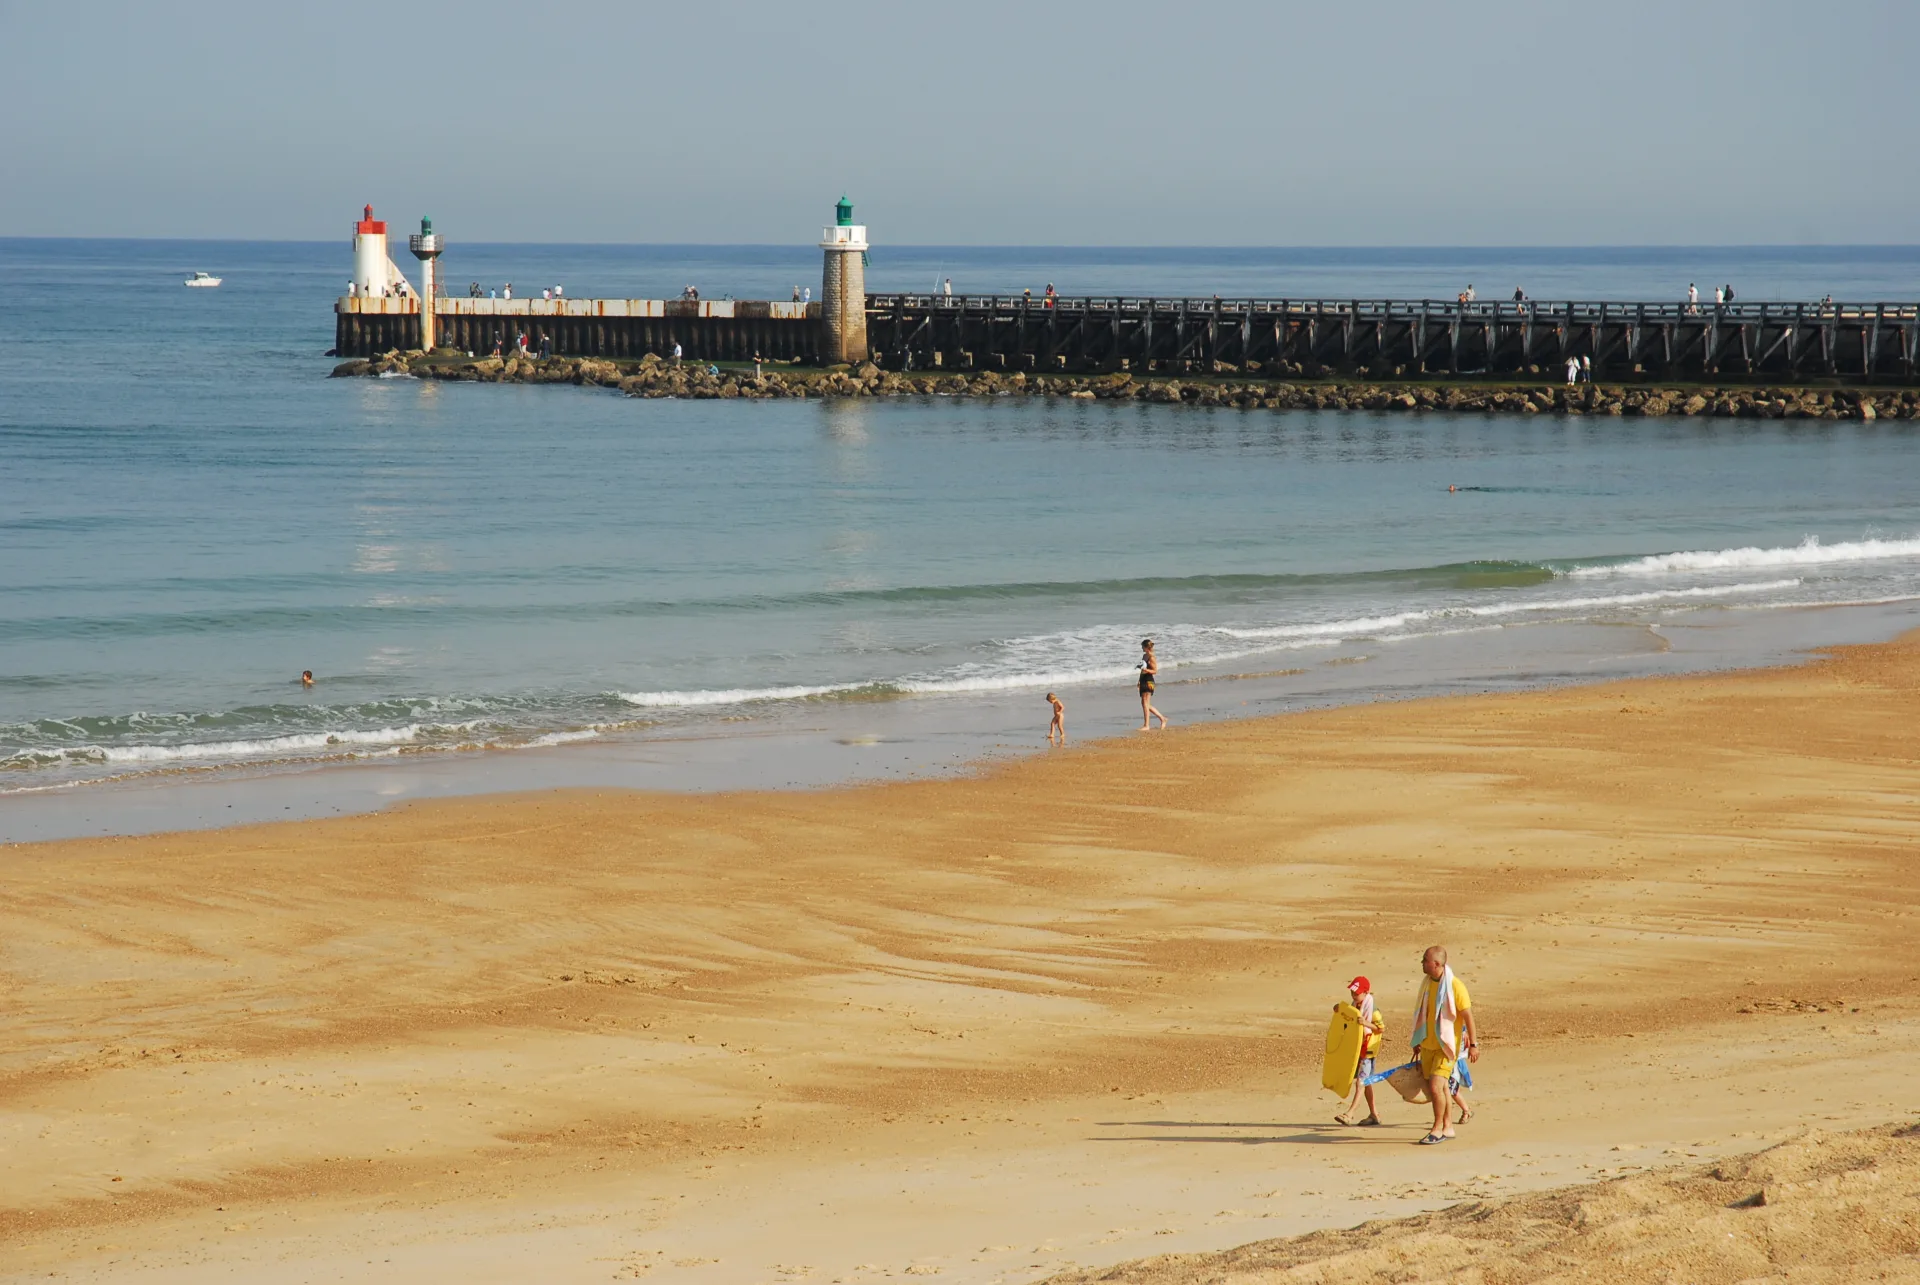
[333,349,1920,418]
[8,595,1918,844]
[5,627,1920,1280]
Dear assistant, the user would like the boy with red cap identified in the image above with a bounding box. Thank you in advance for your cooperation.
[1334,975,1385,1126]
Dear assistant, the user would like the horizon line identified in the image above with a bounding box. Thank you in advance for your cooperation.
[3,235,1917,253]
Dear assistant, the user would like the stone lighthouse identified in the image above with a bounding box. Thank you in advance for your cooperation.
[819,195,868,365]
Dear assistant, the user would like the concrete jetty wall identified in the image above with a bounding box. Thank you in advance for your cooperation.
[334,296,819,361]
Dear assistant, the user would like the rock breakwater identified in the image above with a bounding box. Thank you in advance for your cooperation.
[332,351,1920,420]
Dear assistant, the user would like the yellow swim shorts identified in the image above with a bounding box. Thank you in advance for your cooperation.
[1419,1045,1456,1081]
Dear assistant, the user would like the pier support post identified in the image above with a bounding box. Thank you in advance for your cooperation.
[819,195,869,365]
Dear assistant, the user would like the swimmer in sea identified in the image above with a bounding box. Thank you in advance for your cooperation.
[1137,639,1168,731]
[300,670,314,687]
[1045,692,1065,745]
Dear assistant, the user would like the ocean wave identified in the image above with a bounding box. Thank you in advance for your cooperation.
[892,664,1141,694]
[525,728,603,748]
[98,724,429,763]
[1572,536,1920,578]
[0,561,1564,643]
[0,719,501,771]
[615,682,876,708]
[1214,580,1799,639]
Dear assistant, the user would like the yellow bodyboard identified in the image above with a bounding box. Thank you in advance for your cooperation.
[1322,1002,1366,1096]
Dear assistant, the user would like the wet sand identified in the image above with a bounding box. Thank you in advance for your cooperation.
[4,633,1920,1282]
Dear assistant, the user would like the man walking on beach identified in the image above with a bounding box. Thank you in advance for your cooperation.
[1411,945,1478,1145]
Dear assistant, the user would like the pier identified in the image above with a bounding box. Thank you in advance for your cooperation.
[866,295,1920,382]
[330,204,1919,382]
[335,293,1920,383]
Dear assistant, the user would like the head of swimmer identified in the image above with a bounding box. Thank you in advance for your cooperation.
[1422,945,1448,979]
[301,670,314,686]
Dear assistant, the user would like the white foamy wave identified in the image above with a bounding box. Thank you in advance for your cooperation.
[525,728,602,748]
[96,724,427,763]
[1213,581,1797,642]
[1458,580,1800,617]
[1572,536,1920,578]
[894,664,1140,694]
[616,682,870,708]
[1216,612,1428,640]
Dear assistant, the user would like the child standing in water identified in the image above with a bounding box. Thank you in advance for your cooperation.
[1137,639,1168,730]
[1045,692,1066,745]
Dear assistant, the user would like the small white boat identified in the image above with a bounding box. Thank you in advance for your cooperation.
[184,271,222,288]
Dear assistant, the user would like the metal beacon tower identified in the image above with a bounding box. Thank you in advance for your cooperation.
[409,217,444,351]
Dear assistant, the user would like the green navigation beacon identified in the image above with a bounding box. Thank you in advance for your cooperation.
[836,195,854,227]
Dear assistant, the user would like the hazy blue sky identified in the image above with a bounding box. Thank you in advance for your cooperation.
[3,0,1914,245]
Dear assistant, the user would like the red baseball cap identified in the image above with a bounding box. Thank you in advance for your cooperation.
[1348,976,1370,994]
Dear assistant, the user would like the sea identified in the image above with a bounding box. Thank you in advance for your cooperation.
[5,238,1920,840]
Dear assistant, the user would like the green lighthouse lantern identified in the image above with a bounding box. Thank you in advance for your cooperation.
[835,195,854,227]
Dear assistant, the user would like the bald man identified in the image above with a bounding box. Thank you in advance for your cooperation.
[1413,945,1479,1143]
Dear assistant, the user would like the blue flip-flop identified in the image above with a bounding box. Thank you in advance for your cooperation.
[1418,1133,1447,1145]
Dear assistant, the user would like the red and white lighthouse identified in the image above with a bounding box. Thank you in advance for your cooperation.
[351,204,392,297]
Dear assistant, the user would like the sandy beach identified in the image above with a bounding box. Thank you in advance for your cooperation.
[5,632,1920,1283]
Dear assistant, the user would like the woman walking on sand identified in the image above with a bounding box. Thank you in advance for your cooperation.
[1138,639,1169,730]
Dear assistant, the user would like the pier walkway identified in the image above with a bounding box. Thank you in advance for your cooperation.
[868,295,1920,381]
[335,293,1920,382]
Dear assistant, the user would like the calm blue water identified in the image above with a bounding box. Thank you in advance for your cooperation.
[5,238,1920,794]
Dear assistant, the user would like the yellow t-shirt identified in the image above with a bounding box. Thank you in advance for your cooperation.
[1417,978,1472,1053]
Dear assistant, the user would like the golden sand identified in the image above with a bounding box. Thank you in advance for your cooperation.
[4,634,1919,1281]
[1044,1123,1920,1283]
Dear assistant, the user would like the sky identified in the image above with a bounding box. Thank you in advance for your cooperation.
[2,0,1915,245]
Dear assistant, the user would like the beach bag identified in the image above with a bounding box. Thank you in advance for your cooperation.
[1383,1062,1431,1104]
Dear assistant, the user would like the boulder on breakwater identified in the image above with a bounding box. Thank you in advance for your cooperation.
[328,353,1920,421]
